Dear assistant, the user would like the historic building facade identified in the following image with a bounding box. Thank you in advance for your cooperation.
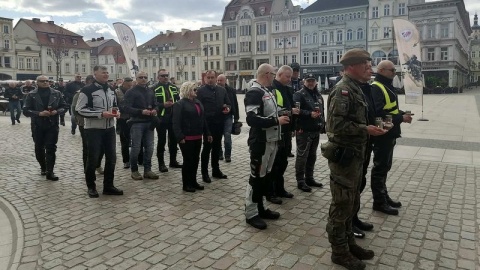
[14,18,91,81]
[300,0,369,82]
[200,25,224,77]
[222,0,301,86]
[0,17,16,80]
[137,29,201,85]
[409,0,471,88]
[86,37,128,80]
[469,14,480,83]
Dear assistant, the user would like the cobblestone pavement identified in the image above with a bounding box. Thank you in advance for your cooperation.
[0,93,479,270]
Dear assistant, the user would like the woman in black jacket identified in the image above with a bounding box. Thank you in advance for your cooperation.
[172,82,212,192]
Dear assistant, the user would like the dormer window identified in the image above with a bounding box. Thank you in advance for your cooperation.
[50,37,55,43]
[73,39,78,45]
[61,38,65,45]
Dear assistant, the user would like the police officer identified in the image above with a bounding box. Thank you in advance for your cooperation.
[23,75,68,180]
[153,69,182,172]
[267,65,297,204]
[324,49,386,269]
[370,60,413,215]
[293,74,325,192]
[244,63,289,230]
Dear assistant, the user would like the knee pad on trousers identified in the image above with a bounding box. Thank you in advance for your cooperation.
[249,176,263,203]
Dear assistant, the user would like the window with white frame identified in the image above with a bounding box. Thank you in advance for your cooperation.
[256,23,266,35]
[240,25,251,36]
[440,47,448,60]
[34,59,39,70]
[18,57,24,69]
[184,72,188,80]
[240,41,251,52]
[291,36,297,47]
[3,25,8,33]
[336,50,343,63]
[228,43,236,54]
[337,30,343,42]
[312,33,318,44]
[321,32,327,44]
[65,63,70,73]
[26,58,31,69]
[152,58,156,67]
[427,48,435,61]
[292,20,297,30]
[357,28,364,40]
[275,56,280,67]
[427,25,435,39]
[48,62,52,72]
[440,24,449,38]
[312,52,318,64]
[372,7,378,18]
[398,3,406,15]
[191,56,196,65]
[303,33,309,44]
[274,21,280,32]
[346,29,353,41]
[82,64,86,73]
[257,40,267,52]
[303,52,310,65]
[371,28,378,40]
[192,72,196,80]
[321,51,327,64]
[227,27,236,38]
[4,39,9,49]
[384,4,390,16]
[292,55,297,64]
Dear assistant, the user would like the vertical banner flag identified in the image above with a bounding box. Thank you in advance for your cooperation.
[393,19,423,105]
[113,22,139,77]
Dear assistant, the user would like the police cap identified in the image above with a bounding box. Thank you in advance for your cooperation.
[303,74,316,81]
[340,49,372,66]
[124,77,133,82]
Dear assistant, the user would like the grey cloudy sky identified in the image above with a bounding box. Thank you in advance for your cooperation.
[0,0,478,45]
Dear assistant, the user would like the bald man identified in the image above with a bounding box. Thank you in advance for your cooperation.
[217,74,239,162]
[244,64,290,230]
[370,60,412,215]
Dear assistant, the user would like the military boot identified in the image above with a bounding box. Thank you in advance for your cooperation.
[331,251,366,270]
[349,244,375,260]
[158,154,168,173]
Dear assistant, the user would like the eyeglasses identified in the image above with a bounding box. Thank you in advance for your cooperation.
[37,80,49,83]
[137,76,148,79]
[159,74,169,78]
[384,68,396,72]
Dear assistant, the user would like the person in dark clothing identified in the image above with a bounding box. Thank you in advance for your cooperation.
[123,72,159,180]
[216,74,239,163]
[115,77,134,169]
[196,70,231,183]
[5,82,23,125]
[266,65,297,204]
[54,78,66,126]
[370,60,412,215]
[288,62,302,158]
[293,74,326,192]
[76,66,123,198]
[173,82,212,192]
[65,73,85,134]
[152,69,182,172]
[23,75,68,180]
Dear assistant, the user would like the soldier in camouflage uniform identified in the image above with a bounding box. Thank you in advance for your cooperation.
[323,49,387,270]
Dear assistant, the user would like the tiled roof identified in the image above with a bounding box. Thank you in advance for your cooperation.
[222,0,274,22]
[139,30,201,53]
[301,0,368,13]
[85,39,111,48]
[98,46,126,64]
[20,19,91,50]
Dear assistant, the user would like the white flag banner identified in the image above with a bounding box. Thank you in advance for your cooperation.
[113,22,139,77]
[393,19,423,105]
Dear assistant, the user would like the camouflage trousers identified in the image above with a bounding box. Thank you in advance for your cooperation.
[326,155,364,254]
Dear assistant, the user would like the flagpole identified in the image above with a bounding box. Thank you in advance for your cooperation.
[418,74,429,121]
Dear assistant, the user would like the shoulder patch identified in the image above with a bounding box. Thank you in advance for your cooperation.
[341,90,349,96]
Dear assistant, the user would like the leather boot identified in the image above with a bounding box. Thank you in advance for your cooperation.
[386,196,402,208]
[373,203,399,215]
[158,154,168,173]
[349,244,375,260]
[331,251,366,270]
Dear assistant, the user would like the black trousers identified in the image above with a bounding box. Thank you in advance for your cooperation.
[371,137,396,203]
[117,119,130,163]
[269,138,289,196]
[33,124,59,172]
[354,140,373,221]
[84,128,116,190]
[201,122,223,175]
[156,122,178,163]
[79,126,88,170]
[295,132,320,183]
[179,139,202,188]
[284,131,293,155]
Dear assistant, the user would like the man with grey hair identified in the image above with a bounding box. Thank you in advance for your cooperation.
[77,66,123,198]
[23,75,68,180]
[216,74,239,163]
[244,63,290,230]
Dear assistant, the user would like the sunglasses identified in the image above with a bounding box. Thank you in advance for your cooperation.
[159,74,169,78]
[384,68,396,72]
[137,76,148,79]
[37,80,49,83]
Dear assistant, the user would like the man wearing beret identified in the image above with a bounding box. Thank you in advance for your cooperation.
[324,49,387,269]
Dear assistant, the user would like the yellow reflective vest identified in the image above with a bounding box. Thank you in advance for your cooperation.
[274,89,283,107]
[371,81,399,114]
[154,84,178,116]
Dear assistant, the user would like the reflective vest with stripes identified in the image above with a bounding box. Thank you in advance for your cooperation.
[154,84,178,116]
[371,81,399,114]
[274,89,283,107]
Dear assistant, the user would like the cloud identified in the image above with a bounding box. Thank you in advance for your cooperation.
[62,22,117,41]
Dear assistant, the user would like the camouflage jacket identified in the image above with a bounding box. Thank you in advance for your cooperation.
[326,74,368,155]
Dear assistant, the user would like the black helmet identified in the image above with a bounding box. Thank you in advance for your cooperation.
[289,63,300,71]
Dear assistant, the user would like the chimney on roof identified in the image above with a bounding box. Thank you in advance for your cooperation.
[181,28,190,35]
[91,38,95,42]
[100,37,104,40]
[32,18,40,23]
[96,38,101,41]
[47,21,54,24]
[159,31,164,35]
[166,30,174,36]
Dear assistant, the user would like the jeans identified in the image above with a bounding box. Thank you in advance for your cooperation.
[33,124,59,172]
[130,122,154,172]
[84,127,116,190]
[219,116,233,158]
[8,100,21,123]
[201,122,223,175]
[179,139,202,188]
[295,132,320,183]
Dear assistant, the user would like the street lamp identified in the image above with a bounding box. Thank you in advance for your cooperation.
[71,53,79,74]
[203,43,212,71]
[278,37,291,65]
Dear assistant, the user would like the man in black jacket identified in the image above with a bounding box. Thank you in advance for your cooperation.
[54,78,66,126]
[123,72,159,181]
[293,74,325,192]
[370,60,412,215]
[267,65,297,204]
[216,74,239,163]
[23,75,68,180]
[196,70,231,183]
[5,82,23,125]
[65,73,85,134]
[152,69,181,172]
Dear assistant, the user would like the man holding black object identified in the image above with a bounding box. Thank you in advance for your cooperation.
[324,49,386,269]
